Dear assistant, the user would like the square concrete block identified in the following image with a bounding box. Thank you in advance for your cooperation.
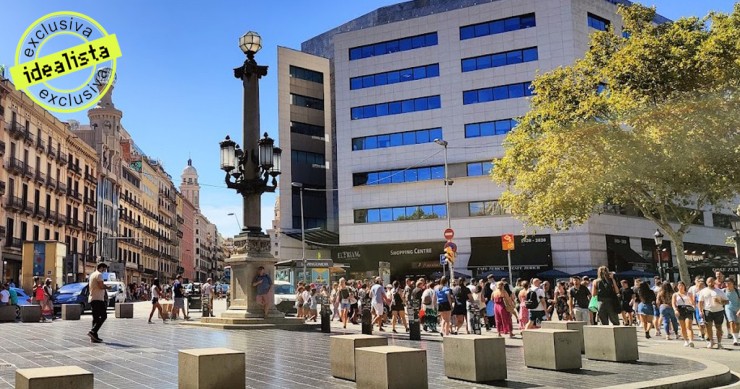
[523,329,581,370]
[15,366,93,389]
[0,305,16,322]
[20,305,41,323]
[115,303,133,318]
[61,304,81,320]
[355,346,427,389]
[541,321,586,353]
[330,334,388,381]
[179,348,245,389]
[583,325,639,362]
[444,335,506,382]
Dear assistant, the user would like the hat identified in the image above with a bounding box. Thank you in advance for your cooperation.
[487,274,494,279]
[582,276,590,281]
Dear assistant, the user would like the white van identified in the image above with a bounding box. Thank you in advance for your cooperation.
[274,281,296,314]
[104,281,127,308]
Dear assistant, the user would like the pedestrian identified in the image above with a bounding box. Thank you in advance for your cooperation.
[483,275,495,330]
[543,281,554,319]
[652,277,663,336]
[370,277,387,332]
[403,278,414,326]
[251,266,272,318]
[295,285,305,319]
[390,280,408,333]
[171,275,190,321]
[349,281,360,324]
[569,277,591,323]
[619,279,635,326]
[338,278,350,329]
[0,283,9,306]
[591,266,620,325]
[632,279,643,327]
[88,262,110,343]
[638,281,657,338]
[554,282,569,321]
[202,278,214,317]
[42,278,54,321]
[330,282,339,321]
[512,279,524,317]
[306,288,318,322]
[148,278,167,324]
[673,280,695,347]
[421,280,438,332]
[657,282,678,340]
[698,277,730,349]
[518,280,530,329]
[451,277,471,334]
[723,277,740,345]
[525,278,547,329]
[436,276,453,336]
[493,281,515,338]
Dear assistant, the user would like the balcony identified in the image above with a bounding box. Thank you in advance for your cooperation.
[23,201,34,215]
[0,140,5,156]
[7,121,26,140]
[23,130,33,145]
[34,170,45,184]
[5,196,24,212]
[58,153,68,165]
[35,138,45,152]
[46,177,57,189]
[84,196,96,208]
[67,188,82,203]
[54,212,65,227]
[67,218,81,230]
[5,237,22,250]
[0,226,5,237]
[47,146,56,159]
[68,163,81,176]
[0,181,5,195]
[56,181,67,194]
[6,158,26,176]
[34,205,46,220]
[23,165,33,179]
[86,224,97,234]
[85,172,96,183]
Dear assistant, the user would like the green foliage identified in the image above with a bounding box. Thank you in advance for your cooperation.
[493,3,740,283]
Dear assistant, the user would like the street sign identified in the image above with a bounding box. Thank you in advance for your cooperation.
[440,254,447,265]
[444,228,455,240]
[444,241,457,253]
[502,234,515,251]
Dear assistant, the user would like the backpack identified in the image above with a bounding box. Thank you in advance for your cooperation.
[525,289,539,310]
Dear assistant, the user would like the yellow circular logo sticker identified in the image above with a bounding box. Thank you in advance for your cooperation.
[9,11,122,113]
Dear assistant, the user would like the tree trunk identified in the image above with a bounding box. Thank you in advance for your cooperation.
[673,239,691,285]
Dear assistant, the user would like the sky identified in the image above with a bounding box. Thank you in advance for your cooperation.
[1,0,736,239]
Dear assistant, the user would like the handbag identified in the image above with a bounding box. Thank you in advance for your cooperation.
[588,296,600,313]
[678,295,695,313]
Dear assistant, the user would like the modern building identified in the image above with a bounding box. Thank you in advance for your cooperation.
[280,0,738,281]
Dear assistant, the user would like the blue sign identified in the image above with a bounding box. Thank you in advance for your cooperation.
[440,254,447,265]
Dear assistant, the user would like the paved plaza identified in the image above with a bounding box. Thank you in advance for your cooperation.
[0,300,737,388]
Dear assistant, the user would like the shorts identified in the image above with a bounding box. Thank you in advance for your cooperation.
[452,304,467,316]
[654,306,659,317]
[725,306,738,323]
[438,302,452,312]
[151,297,159,305]
[372,302,385,316]
[621,303,633,313]
[704,310,725,326]
[255,294,269,306]
[173,297,185,309]
[340,302,350,310]
[677,306,695,321]
[529,310,546,325]
[638,303,654,316]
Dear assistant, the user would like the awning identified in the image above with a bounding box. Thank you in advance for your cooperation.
[468,235,552,270]
[610,244,649,264]
[276,259,334,268]
[283,229,339,246]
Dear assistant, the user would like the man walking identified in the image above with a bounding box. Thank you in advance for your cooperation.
[88,262,110,343]
[252,266,273,318]
[569,276,591,323]
[483,274,495,330]
[370,277,387,331]
[525,278,547,329]
[699,277,730,349]
[202,278,214,317]
[171,275,190,321]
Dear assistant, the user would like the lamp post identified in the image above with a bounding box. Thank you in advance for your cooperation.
[291,182,307,283]
[227,212,242,232]
[731,217,740,260]
[434,139,453,277]
[654,229,664,281]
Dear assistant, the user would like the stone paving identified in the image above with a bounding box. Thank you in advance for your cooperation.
[0,301,727,388]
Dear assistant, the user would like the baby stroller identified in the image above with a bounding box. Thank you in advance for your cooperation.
[420,308,438,332]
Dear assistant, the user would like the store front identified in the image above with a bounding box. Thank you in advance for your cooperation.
[682,242,737,279]
[332,241,446,282]
[467,234,553,280]
[606,235,655,273]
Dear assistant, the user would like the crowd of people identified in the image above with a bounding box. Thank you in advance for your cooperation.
[318,267,740,349]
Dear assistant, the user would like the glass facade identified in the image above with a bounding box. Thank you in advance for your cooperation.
[349,32,438,61]
[352,127,442,151]
[353,165,444,186]
[468,200,508,216]
[462,47,538,72]
[291,93,324,110]
[588,13,610,31]
[463,82,533,105]
[351,64,440,90]
[354,204,447,223]
[290,121,325,138]
[460,13,536,40]
[289,65,323,84]
[466,161,493,177]
[465,119,518,138]
[351,95,441,120]
[291,150,325,165]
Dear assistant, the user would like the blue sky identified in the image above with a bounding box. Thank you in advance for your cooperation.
[1,1,735,238]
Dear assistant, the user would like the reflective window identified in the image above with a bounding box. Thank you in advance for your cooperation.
[460,13,536,40]
[289,66,323,84]
[290,94,324,110]
[352,128,443,151]
[468,200,509,216]
[587,13,610,31]
[462,47,537,72]
[291,150,325,165]
[349,32,438,61]
[466,161,494,176]
[462,82,533,105]
[354,204,447,223]
[353,165,445,186]
[351,95,441,120]
[290,121,324,137]
[465,119,517,138]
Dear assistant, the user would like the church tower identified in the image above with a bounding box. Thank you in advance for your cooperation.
[180,158,200,209]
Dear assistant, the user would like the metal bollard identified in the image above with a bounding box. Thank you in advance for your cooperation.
[320,296,331,333]
[409,300,421,341]
[361,295,372,335]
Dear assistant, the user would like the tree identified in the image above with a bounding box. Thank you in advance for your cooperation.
[492,3,740,284]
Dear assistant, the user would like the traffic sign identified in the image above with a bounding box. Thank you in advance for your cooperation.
[444,241,457,253]
[444,228,455,240]
[439,254,447,265]
[502,234,515,251]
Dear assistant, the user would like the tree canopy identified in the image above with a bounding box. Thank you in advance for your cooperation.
[492,3,740,283]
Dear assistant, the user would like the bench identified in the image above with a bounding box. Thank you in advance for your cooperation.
[355,346,427,389]
[20,305,41,323]
[444,335,506,382]
[540,320,586,353]
[330,334,388,381]
[61,304,81,320]
[583,325,638,362]
[179,348,245,389]
[115,303,133,318]
[15,366,93,389]
[523,329,581,370]
[0,305,16,321]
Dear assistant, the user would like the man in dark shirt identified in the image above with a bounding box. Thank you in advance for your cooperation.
[568,276,591,323]
[483,274,495,330]
[171,275,190,321]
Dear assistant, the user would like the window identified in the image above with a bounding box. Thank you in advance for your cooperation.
[352,128,442,151]
[353,165,444,186]
[350,64,440,90]
[290,94,324,110]
[468,200,509,216]
[291,150,325,166]
[354,203,447,223]
[462,82,533,105]
[466,161,494,176]
[351,95,441,120]
[460,13,536,40]
[289,65,323,84]
[713,213,734,229]
[349,32,438,61]
[461,47,538,72]
[290,121,325,138]
[587,13,610,31]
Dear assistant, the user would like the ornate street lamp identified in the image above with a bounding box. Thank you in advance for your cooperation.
[654,229,664,280]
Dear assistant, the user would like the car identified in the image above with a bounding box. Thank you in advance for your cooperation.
[11,287,32,318]
[274,281,296,314]
[52,282,90,313]
[185,282,202,309]
[104,281,127,308]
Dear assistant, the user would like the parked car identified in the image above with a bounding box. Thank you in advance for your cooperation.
[11,288,32,318]
[104,281,127,308]
[185,282,202,309]
[52,282,90,313]
[274,281,296,314]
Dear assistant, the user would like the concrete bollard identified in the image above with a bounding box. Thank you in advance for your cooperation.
[583,325,639,362]
[178,348,245,389]
[15,366,93,389]
[541,320,586,353]
[444,335,506,382]
[115,303,134,318]
[20,305,41,323]
[61,304,82,320]
[355,346,427,389]
[523,329,582,370]
[330,334,388,381]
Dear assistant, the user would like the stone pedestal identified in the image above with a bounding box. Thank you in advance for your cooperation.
[61,304,81,320]
[115,303,133,318]
[0,305,16,321]
[330,334,388,381]
[541,321,586,353]
[355,346,427,389]
[178,348,245,389]
[583,325,639,362]
[523,329,581,370]
[20,305,41,323]
[16,366,93,389]
[444,335,506,382]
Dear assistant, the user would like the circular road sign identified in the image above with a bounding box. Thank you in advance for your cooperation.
[444,228,454,240]
[444,241,457,253]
